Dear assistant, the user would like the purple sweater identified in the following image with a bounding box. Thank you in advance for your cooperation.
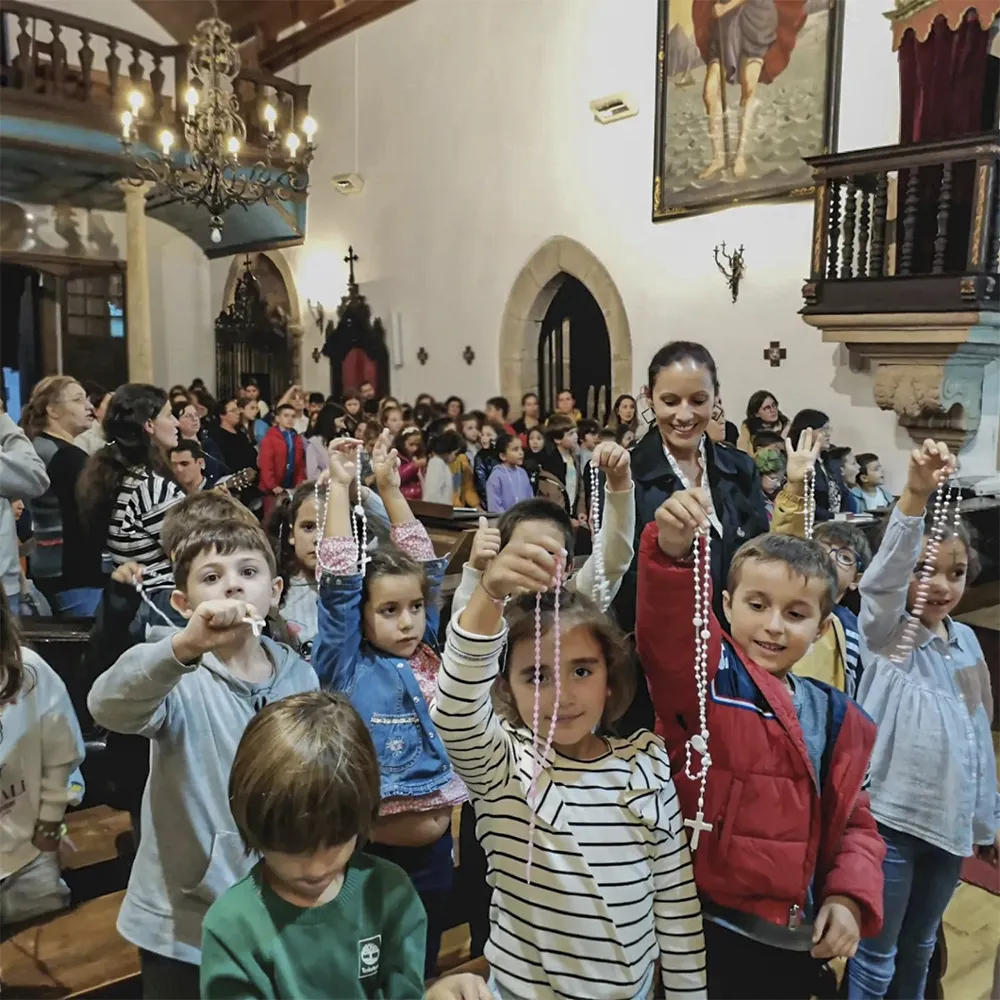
[486,464,533,513]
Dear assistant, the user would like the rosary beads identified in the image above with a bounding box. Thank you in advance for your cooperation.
[315,442,369,574]
[589,463,610,611]
[890,475,960,664]
[133,579,264,635]
[526,564,562,883]
[803,465,816,540]
[683,528,713,850]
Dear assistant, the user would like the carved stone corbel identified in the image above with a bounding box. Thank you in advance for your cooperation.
[871,360,985,450]
[800,311,1000,451]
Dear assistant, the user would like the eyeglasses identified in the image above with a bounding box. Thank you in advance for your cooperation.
[823,545,861,570]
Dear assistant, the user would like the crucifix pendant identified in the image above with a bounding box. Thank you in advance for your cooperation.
[684,810,713,850]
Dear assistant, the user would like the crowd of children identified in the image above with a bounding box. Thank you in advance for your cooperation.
[1,353,997,1000]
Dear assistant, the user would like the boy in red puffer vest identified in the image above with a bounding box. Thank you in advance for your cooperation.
[637,488,884,1000]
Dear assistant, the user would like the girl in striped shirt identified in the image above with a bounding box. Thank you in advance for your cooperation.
[432,525,706,1000]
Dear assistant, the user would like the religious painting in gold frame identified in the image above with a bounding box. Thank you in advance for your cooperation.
[652,0,844,220]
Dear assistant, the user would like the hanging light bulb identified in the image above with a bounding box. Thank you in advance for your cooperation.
[185,87,199,118]
[121,110,133,139]
[286,132,300,157]
[128,90,143,114]
[227,136,240,155]
[160,130,174,156]
[263,104,277,133]
[302,116,317,142]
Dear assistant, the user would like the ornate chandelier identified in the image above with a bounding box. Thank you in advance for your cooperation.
[120,2,316,244]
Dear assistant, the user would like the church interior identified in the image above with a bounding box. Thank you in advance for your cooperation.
[0,0,998,997]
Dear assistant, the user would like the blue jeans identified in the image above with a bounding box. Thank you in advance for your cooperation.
[847,823,964,999]
[55,586,103,617]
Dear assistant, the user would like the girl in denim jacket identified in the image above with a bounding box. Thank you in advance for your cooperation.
[311,432,466,977]
[848,440,999,1000]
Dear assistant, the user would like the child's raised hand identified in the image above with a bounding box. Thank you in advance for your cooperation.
[372,429,401,492]
[469,515,501,572]
[905,439,955,497]
[654,488,712,559]
[591,441,631,491]
[481,521,565,599]
[327,437,361,487]
[111,561,144,587]
[172,598,261,664]
[811,894,861,959]
[423,973,492,1000]
[786,428,822,485]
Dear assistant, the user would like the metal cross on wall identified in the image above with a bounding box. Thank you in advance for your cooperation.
[763,341,787,367]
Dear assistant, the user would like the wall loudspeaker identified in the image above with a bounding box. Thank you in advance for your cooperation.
[332,173,365,194]
[589,93,638,125]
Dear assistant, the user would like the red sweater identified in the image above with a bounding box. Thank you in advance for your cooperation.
[258,426,306,493]
[636,523,884,937]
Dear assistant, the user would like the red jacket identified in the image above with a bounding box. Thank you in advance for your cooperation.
[258,426,306,493]
[636,523,885,937]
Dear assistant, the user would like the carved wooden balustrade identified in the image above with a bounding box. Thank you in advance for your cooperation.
[0,0,310,155]
[802,133,999,315]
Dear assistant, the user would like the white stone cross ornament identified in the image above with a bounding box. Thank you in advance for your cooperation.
[684,811,713,850]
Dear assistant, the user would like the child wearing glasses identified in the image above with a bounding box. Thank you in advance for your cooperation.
[771,430,872,696]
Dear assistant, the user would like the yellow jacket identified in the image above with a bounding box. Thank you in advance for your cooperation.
[770,485,805,537]
[449,453,481,508]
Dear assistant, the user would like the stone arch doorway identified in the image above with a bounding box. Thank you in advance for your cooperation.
[499,237,631,416]
[220,249,304,388]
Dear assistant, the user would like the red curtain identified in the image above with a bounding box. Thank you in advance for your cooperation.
[341,346,378,394]
[898,9,993,144]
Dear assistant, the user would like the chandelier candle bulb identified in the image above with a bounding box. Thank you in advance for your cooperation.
[128,90,143,114]
[121,110,132,139]
[303,116,317,142]
[185,87,198,118]
[286,132,300,156]
[227,136,240,156]
[160,130,173,156]
[264,104,277,133]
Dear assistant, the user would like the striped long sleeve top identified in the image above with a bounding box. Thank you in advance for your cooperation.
[107,469,184,591]
[431,620,706,1000]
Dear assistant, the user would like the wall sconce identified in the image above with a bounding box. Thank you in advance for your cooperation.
[713,242,746,303]
[307,299,325,334]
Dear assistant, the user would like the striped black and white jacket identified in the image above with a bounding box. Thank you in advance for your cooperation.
[432,621,707,1000]
[107,469,184,591]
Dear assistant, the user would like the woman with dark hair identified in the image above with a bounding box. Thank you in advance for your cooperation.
[78,384,184,624]
[619,340,769,634]
[511,392,542,442]
[737,390,790,455]
[787,408,846,522]
[172,399,227,478]
[606,394,638,436]
[444,396,465,421]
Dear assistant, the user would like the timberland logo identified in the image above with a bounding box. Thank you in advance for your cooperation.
[358,935,381,978]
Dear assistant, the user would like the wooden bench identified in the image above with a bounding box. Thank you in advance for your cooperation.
[0,890,140,998]
[63,806,133,872]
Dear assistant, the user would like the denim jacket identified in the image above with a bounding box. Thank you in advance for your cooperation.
[311,525,454,801]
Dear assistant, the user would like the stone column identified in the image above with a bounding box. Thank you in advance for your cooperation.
[116,179,155,383]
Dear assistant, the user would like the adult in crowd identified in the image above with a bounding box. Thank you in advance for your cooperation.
[170,439,214,494]
[74,381,111,455]
[554,389,582,423]
[618,339,769,640]
[737,389,791,455]
[359,380,377,403]
[0,395,49,613]
[210,396,259,477]
[444,395,465,421]
[787,408,846,522]
[511,392,542,442]
[22,377,106,616]
[606,393,638,438]
[304,403,343,479]
[173,399,227,480]
[242,377,269,418]
[77,383,184,625]
[485,396,516,435]
[258,403,307,498]
[240,394,266,446]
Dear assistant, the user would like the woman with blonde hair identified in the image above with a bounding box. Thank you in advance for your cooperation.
[22,377,105,615]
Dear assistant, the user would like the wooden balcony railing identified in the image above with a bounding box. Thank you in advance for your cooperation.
[802,132,999,315]
[0,0,310,155]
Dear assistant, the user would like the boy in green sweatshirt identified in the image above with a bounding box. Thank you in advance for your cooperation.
[200,690,427,999]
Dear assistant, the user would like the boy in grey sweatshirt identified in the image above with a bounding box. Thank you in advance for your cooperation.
[88,519,317,1000]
